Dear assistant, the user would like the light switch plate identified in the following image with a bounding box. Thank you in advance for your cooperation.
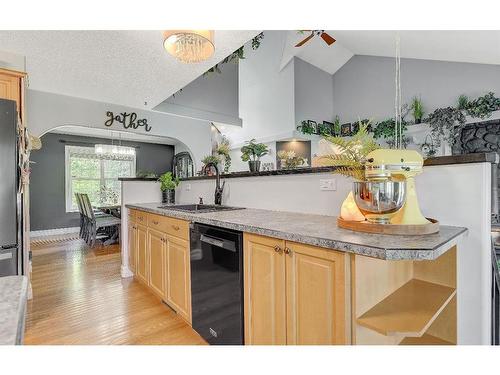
[319,179,336,191]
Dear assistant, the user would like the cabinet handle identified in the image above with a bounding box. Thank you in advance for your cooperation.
[274,245,282,253]
[152,220,159,225]
[172,225,180,231]
[284,247,292,255]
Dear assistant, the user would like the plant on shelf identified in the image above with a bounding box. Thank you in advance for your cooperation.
[240,139,269,172]
[371,118,410,148]
[296,120,315,135]
[457,94,469,111]
[216,137,231,173]
[201,154,222,172]
[277,150,307,169]
[410,96,425,124]
[158,172,180,204]
[320,121,380,181]
[204,32,264,75]
[464,92,500,119]
[425,106,466,147]
[333,115,341,136]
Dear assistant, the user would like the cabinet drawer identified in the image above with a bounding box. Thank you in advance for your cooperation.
[135,211,148,224]
[165,217,190,240]
[147,213,168,232]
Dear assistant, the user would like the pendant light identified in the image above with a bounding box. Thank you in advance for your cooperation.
[163,30,215,63]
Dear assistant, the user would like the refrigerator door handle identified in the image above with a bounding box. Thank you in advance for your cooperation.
[0,244,18,250]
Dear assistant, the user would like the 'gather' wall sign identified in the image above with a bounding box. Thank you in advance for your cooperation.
[104,111,152,132]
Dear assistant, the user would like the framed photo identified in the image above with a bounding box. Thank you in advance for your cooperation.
[340,123,352,137]
[322,121,335,136]
[307,120,318,134]
[351,122,360,135]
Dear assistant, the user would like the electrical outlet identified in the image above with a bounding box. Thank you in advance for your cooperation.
[185,183,191,191]
[319,179,336,191]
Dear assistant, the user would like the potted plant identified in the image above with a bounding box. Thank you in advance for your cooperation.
[158,172,180,204]
[240,139,269,172]
[410,96,424,124]
[201,155,222,176]
[216,137,231,173]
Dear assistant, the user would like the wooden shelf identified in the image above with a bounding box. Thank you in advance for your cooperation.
[399,333,453,345]
[357,279,456,337]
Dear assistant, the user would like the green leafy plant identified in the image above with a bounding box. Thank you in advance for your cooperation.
[333,115,341,136]
[240,139,269,162]
[372,118,408,141]
[205,32,264,75]
[202,154,222,166]
[425,106,466,147]
[216,137,232,173]
[158,172,180,192]
[457,94,469,110]
[465,92,500,119]
[410,96,424,123]
[296,120,315,135]
[320,121,380,181]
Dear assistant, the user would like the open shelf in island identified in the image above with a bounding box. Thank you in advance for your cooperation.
[356,279,456,336]
[399,333,453,345]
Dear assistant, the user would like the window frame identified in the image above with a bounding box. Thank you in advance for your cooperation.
[64,145,136,212]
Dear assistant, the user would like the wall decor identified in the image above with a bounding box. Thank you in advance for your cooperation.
[340,123,352,137]
[322,121,335,136]
[308,120,318,134]
[105,111,152,132]
[276,140,311,169]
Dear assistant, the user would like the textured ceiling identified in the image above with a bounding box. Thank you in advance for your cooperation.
[0,30,258,109]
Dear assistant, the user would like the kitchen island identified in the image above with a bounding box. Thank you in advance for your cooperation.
[124,203,466,345]
[0,276,28,345]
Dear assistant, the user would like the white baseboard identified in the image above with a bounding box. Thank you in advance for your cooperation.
[30,227,80,238]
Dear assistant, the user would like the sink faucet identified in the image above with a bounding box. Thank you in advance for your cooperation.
[202,162,225,205]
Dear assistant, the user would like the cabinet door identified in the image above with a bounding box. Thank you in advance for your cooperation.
[136,224,149,286]
[0,73,20,110]
[148,228,166,298]
[127,222,136,273]
[166,235,191,323]
[243,233,286,345]
[285,242,346,345]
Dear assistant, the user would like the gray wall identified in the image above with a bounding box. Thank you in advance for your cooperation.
[30,133,174,231]
[294,57,334,125]
[332,55,500,122]
[154,61,241,125]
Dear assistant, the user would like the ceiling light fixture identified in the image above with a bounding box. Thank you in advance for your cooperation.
[163,30,215,63]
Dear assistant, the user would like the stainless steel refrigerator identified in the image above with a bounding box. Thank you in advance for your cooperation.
[0,99,22,276]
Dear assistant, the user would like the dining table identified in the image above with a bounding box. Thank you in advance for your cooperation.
[96,204,121,245]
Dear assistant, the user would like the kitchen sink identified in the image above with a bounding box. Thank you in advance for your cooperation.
[158,204,245,213]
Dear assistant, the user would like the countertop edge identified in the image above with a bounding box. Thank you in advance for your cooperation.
[0,276,28,345]
[125,204,467,261]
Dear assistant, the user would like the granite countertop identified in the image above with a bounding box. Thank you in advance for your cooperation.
[126,202,467,261]
[0,276,28,345]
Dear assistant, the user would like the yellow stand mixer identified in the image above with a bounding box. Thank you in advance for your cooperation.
[364,149,430,225]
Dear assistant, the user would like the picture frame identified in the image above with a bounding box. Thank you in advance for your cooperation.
[307,120,318,134]
[351,121,360,135]
[340,123,352,137]
[322,121,335,136]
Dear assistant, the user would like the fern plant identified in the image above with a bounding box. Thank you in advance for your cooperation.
[319,120,380,181]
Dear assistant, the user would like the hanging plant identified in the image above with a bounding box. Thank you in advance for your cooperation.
[204,32,264,76]
[425,106,466,147]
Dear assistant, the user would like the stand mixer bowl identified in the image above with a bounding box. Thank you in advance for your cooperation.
[352,181,406,224]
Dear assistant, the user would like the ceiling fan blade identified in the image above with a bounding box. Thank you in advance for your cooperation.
[320,32,336,46]
[295,32,315,47]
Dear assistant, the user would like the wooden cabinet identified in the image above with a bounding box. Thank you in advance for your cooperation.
[244,233,346,345]
[136,224,149,286]
[0,68,25,122]
[244,234,286,345]
[166,234,191,322]
[129,209,192,324]
[127,221,136,273]
[148,228,166,298]
[285,242,345,345]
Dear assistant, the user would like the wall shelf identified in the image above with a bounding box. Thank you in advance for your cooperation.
[399,333,453,345]
[356,279,456,337]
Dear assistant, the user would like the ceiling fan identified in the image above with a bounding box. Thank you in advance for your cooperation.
[295,30,336,47]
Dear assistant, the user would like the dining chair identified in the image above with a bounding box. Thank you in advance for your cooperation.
[80,193,121,247]
[75,193,85,238]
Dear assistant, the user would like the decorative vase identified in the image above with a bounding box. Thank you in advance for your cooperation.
[248,160,261,172]
[162,189,175,204]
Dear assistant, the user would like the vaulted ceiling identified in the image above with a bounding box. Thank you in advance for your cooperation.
[0,30,259,109]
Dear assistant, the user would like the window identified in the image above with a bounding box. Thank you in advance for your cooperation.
[65,145,136,212]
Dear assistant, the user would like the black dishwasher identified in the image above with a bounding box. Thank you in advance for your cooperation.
[190,223,243,345]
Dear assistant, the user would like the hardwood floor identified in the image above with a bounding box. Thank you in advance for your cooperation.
[25,236,206,345]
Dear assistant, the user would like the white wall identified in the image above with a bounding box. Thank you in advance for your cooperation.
[27,89,212,170]
[173,162,492,344]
